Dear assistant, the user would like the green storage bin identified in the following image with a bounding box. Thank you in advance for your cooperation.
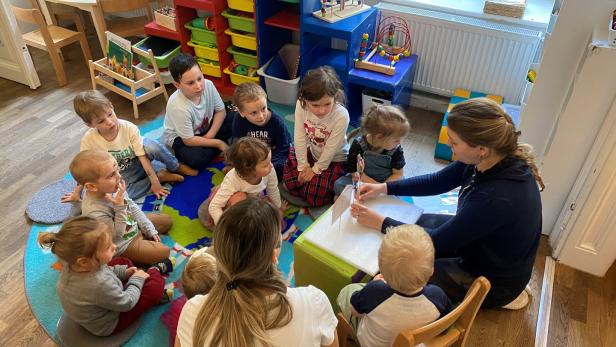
[294,212,369,309]
[226,46,258,68]
[134,36,181,69]
[222,9,256,33]
[184,23,216,45]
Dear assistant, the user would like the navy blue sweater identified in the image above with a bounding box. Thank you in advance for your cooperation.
[231,109,291,169]
[384,157,542,281]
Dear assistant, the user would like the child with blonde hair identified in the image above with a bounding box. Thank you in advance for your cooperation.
[64,90,196,202]
[337,224,452,347]
[282,66,349,206]
[176,198,338,347]
[161,247,218,346]
[334,105,410,195]
[231,82,291,179]
[71,149,173,265]
[198,136,282,228]
[39,216,171,336]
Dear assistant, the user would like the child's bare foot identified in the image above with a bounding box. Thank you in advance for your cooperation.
[158,169,184,183]
[176,163,198,176]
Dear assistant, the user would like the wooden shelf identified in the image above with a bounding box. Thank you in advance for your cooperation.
[264,7,300,32]
[144,21,180,41]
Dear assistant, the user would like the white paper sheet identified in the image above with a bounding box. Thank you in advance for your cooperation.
[304,195,423,276]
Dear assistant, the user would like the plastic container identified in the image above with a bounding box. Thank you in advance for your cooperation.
[197,58,221,77]
[187,41,219,61]
[361,88,392,114]
[224,29,257,50]
[134,36,181,69]
[184,23,216,45]
[227,0,254,13]
[224,66,259,85]
[257,44,300,106]
[222,9,255,33]
[226,46,258,68]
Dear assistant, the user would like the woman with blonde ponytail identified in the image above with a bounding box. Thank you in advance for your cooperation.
[352,98,543,310]
[175,198,338,347]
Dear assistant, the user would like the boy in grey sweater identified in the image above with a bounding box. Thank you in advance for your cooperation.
[71,149,173,265]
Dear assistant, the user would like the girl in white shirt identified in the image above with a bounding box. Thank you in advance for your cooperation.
[198,137,282,228]
[176,198,339,347]
[282,66,350,207]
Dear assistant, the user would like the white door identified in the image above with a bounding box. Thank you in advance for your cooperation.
[0,1,40,88]
[552,94,616,277]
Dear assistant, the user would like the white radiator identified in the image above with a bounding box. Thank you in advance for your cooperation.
[379,6,542,104]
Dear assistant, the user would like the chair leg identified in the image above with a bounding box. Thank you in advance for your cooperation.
[48,48,67,86]
[78,33,92,63]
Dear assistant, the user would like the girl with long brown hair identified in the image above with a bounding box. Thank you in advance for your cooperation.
[176,198,339,347]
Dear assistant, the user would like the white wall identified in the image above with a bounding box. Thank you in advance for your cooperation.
[519,0,616,235]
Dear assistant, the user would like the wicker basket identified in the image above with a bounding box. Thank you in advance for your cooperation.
[483,0,527,18]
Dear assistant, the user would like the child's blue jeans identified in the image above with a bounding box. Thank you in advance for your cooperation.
[123,138,179,199]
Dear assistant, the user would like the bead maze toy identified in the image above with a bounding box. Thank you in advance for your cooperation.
[354,16,411,76]
[313,0,372,23]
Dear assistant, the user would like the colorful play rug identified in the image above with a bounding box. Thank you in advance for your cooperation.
[24,102,459,346]
[23,103,314,346]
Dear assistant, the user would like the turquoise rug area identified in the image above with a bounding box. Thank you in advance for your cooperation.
[23,102,313,346]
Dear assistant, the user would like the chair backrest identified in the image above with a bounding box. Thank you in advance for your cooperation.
[98,0,153,18]
[10,5,45,27]
[393,276,491,347]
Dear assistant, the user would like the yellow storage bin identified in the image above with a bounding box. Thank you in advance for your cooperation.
[227,0,254,13]
[224,67,259,85]
[198,58,221,78]
[224,29,257,51]
[187,41,219,62]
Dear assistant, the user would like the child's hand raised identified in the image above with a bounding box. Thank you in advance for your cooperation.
[132,269,150,280]
[105,180,126,206]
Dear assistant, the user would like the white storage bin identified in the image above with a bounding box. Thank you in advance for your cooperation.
[362,88,392,114]
[257,44,300,106]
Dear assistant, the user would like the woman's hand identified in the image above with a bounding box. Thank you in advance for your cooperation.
[355,182,387,201]
[351,201,385,231]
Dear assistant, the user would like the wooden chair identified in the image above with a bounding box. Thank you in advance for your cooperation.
[337,277,491,347]
[97,0,155,39]
[10,4,92,87]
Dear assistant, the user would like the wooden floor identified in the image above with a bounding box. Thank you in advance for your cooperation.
[1,37,613,347]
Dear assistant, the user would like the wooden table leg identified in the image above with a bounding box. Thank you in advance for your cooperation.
[88,5,107,54]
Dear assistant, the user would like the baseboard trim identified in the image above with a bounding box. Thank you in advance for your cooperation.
[410,90,450,113]
[535,256,556,347]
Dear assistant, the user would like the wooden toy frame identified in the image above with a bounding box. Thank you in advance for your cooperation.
[88,32,168,119]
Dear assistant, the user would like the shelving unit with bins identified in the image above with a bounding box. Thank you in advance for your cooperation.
[173,0,235,96]
[255,0,299,68]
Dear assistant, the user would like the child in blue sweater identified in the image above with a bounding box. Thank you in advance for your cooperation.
[231,82,291,180]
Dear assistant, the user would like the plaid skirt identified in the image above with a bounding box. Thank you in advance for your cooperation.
[282,146,345,207]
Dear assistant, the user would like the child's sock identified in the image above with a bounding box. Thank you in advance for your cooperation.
[159,288,174,304]
[150,257,175,275]
[176,163,198,176]
[158,169,184,183]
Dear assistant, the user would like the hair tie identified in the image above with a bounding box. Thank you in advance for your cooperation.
[226,280,238,291]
